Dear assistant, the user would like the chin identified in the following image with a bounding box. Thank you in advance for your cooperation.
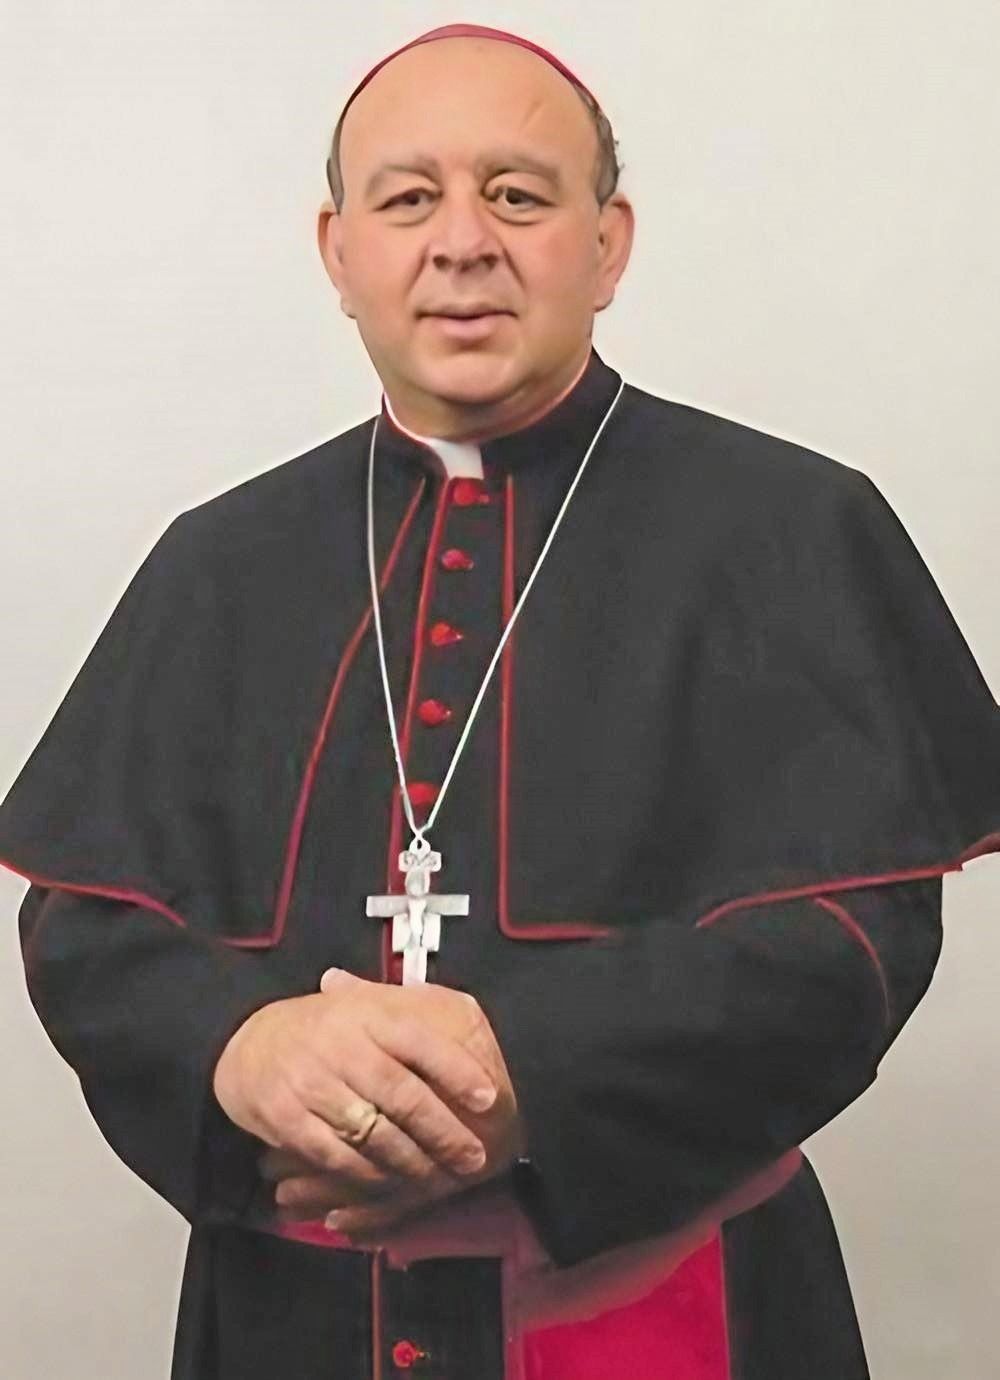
[415,349,522,405]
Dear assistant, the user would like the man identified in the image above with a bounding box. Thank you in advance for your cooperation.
[3,21,999,1380]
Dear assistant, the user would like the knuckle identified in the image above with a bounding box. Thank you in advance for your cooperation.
[294,1126,340,1173]
[465,1004,488,1037]
[393,1144,436,1184]
[295,1063,337,1108]
[256,1088,296,1143]
[407,1159,437,1188]
[378,1064,423,1117]
[372,1122,430,1177]
[375,1059,416,1104]
[387,1014,420,1052]
[340,1034,379,1087]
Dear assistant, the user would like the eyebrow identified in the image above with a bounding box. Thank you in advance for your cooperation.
[364,150,564,201]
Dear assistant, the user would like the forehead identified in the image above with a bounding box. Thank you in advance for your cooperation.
[339,37,594,179]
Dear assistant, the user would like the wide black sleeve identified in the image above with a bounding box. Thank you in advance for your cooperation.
[476,874,943,1268]
[18,883,306,1226]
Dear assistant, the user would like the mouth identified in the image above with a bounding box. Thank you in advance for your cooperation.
[422,312,513,340]
[423,310,513,320]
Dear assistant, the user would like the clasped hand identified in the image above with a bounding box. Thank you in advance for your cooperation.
[212,967,523,1242]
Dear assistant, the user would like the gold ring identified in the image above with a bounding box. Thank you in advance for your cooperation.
[336,1099,381,1148]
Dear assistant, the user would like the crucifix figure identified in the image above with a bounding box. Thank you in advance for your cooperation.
[366,836,470,985]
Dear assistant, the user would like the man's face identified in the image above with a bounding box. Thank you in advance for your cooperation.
[317,37,633,436]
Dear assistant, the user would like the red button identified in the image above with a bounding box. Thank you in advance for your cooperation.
[405,781,439,824]
[429,620,464,648]
[440,547,475,571]
[392,1339,428,1369]
[451,478,491,507]
[417,698,453,726]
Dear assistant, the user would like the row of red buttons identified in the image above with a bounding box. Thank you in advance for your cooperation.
[417,612,465,727]
[391,475,494,1196]
[416,491,481,726]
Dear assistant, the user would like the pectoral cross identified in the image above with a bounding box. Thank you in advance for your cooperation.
[366,837,469,985]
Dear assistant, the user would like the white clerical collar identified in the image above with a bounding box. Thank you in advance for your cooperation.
[382,392,484,480]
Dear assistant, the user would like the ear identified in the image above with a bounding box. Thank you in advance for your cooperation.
[593,192,635,314]
[316,200,356,319]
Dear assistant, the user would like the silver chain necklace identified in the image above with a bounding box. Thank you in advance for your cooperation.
[364,374,625,983]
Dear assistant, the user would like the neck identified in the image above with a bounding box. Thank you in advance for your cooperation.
[382,342,594,444]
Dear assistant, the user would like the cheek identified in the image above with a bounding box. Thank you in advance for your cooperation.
[525,232,598,308]
[347,239,412,313]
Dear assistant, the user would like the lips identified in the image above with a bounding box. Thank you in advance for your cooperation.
[423,312,511,342]
[422,307,513,319]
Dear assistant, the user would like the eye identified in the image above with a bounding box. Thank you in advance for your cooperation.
[381,188,435,209]
[490,185,545,208]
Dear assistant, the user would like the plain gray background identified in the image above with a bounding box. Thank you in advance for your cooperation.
[2,2,998,1376]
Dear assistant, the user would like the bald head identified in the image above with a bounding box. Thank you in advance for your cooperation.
[332,36,609,213]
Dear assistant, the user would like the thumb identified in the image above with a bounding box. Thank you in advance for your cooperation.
[319,966,360,994]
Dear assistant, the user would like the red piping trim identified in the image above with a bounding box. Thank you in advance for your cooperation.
[270,478,425,950]
[959,829,1000,863]
[693,861,959,930]
[813,894,893,1029]
[497,474,610,940]
[0,859,188,929]
[717,1230,734,1380]
[400,486,452,782]
[370,1249,384,1380]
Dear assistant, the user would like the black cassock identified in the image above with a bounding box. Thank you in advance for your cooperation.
[4,347,999,1379]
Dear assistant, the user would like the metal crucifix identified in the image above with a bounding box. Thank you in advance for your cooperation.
[366,837,469,985]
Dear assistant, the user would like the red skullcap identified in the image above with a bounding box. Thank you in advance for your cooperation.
[338,23,601,120]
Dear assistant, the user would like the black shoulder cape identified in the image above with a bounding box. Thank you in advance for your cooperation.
[1,348,998,945]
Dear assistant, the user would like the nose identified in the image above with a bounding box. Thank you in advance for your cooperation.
[428,187,502,271]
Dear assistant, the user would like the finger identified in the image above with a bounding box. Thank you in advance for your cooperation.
[341,1100,457,1186]
[259,1147,317,1182]
[270,1067,445,1189]
[275,1175,344,1220]
[346,1037,488,1175]
[317,972,497,1113]
[275,1171,401,1216]
[296,1069,452,1185]
[377,1006,499,1115]
[263,1139,393,1196]
[327,1176,453,1242]
[279,1105,408,1188]
[278,1199,341,1224]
